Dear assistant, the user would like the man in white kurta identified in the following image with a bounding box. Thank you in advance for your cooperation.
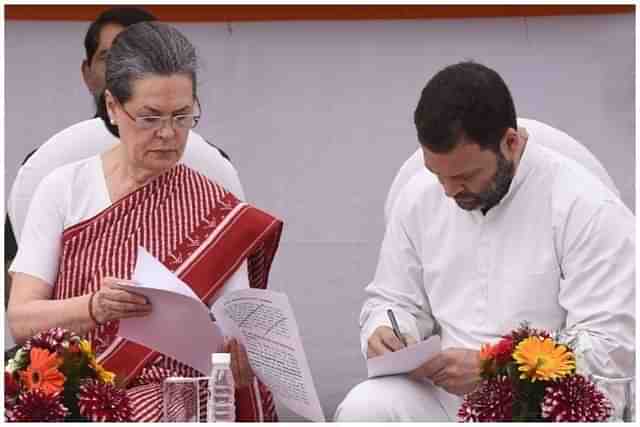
[382,117,621,225]
[335,62,635,421]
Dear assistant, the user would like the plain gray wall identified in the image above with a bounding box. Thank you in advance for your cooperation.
[5,13,635,421]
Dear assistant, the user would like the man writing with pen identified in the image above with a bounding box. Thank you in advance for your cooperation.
[334,62,634,421]
[378,309,477,395]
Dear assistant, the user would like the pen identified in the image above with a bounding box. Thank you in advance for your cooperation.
[386,309,408,348]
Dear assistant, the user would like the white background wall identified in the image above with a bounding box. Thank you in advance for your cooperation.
[5,13,635,420]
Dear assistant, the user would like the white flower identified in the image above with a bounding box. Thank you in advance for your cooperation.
[6,357,20,374]
[15,347,27,361]
[6,348,28,373]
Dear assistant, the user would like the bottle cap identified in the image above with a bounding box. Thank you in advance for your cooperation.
[211,352,231,365]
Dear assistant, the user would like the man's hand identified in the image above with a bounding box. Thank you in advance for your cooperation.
[367,326,417,359]
[409,348,481,396]
[224,337,255,389]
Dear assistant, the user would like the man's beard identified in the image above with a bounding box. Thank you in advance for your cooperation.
[454,152,515,213]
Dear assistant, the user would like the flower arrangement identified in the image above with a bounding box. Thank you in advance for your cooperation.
[5,327,132,422]
[458,322,613,422]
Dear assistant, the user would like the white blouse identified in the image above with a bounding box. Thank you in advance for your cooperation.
[10,155,248,304]
[361,142,635,380]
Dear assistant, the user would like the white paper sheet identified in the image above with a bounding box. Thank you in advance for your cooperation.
[212,288,326,422]
[115,248,325,422]
[116,247,224,375]
[367,335,442,378]
[129,247,200,301]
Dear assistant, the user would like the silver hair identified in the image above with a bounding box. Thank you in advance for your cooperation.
[106,21,198,100]
[101,22,198,136]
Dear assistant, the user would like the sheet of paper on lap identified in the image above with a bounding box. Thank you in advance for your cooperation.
[367,335,441,378]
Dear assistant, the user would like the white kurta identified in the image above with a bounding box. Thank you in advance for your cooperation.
[359,141,635,418]
[383,118,621,225]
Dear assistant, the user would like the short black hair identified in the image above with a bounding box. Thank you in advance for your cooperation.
[84,7,156,65]
[414,61,517,153]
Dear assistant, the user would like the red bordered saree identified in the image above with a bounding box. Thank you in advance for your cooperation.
[51,164,283,422]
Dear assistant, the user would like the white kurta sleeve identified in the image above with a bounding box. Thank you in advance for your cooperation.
[359,197,436,358]
[9,170,67,286]
[558,199,635,378]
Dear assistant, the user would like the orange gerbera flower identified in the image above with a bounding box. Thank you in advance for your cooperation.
[20,348,66,395]
[479,343,495,361]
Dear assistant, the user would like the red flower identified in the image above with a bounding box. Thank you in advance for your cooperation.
[7,389,69,422]
[492,337,515,365]
[479,337,515,377]
[23,327,69,354]
[505,322,550,345]
[4,372,19,400]
[78,380,132,422]
[541,374,613,422]
[458,375,515,421]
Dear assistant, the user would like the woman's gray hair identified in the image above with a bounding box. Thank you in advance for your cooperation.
[99,22,198,136]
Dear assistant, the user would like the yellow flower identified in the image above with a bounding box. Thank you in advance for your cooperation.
[89,358,116,384]
[513,337,575,382]
[92,361,116,384]
[79,339,115,384]
[79,339,94,360]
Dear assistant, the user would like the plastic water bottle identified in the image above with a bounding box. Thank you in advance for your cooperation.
[207,353,235,422]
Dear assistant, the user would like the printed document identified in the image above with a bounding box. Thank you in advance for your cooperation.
[117,247,325,422]
[212,288,325,422]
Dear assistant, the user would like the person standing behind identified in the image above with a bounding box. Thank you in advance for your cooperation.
[82,7,156,109]
[335,61,635,421]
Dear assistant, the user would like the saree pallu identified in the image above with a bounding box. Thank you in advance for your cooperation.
[52,164,283,422]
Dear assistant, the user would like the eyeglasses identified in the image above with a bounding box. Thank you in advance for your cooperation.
[117,98,201,130]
